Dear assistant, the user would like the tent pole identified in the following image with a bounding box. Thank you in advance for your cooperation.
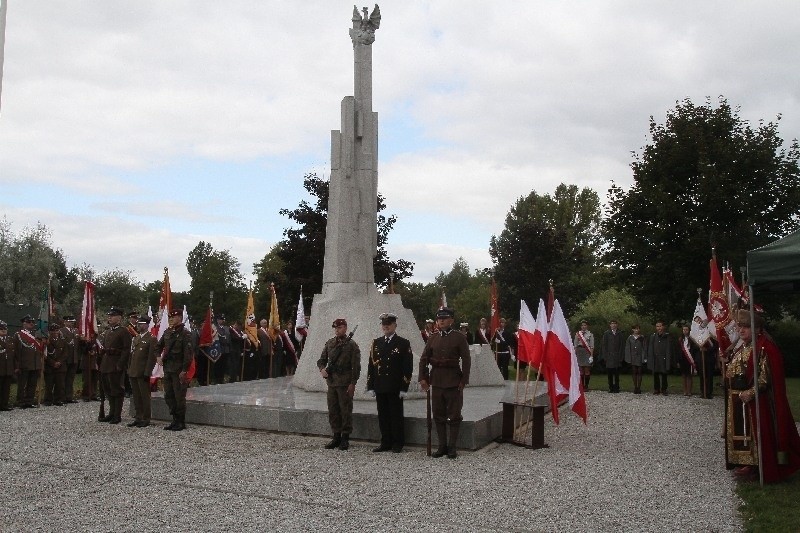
[749,281,764,487]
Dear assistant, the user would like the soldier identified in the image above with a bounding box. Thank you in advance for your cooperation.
[647,320,674,395]
[600,320,624,393]
[317,318,361,451]
[367,313,413,453]
[99,307,132,423]
[60,315,80,403]
[123,311,138,398]
[157,309,193,431]
[0,320,15,411]
[81,331,101,402]
[127,314,158,427]
[14,315,44,409]
[43,323,68,406]
[419,307,471,459]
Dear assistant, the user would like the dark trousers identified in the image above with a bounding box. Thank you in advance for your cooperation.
[163,371,187,418]
[102,371,124,398]
[270,353,283,379]
[64,362,78,401]
[212,354,227,384]
[376,391,405,447]
[243,351,258,381]
[653,372,668,393]
[431,386,463,425]
[16,369,40,405]
[697,352,715,398]
[195,353,209,385]
[130,376,152,422]
[44,371,66,404]
[496,352,510,380]
[226,351,241,382]
[0,376,12,409]
[607,367,620,392]
[326,385,353,434]
[82,369,100,399]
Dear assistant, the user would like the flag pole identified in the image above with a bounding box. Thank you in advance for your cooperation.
[207,291,213,386]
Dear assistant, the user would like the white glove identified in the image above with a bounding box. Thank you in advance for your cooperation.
[511,353,516,362]
[368,390,376,398]
[588,356,594,364]
[399,391,407,399]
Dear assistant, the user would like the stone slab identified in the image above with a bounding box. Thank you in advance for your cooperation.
[148,377,548,450]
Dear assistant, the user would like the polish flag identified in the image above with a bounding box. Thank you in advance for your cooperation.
[516,299,538,365]
[543,299,587,424]
[183,305,196,381]
[78,280,98,339]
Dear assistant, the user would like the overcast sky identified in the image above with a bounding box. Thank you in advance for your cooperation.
[2,1,799,291]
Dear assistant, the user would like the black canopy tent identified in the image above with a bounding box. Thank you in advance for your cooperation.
[745,228,800,485]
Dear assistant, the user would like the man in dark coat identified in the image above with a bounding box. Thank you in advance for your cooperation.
[127,315,158,427]
[157,309,194,431]
[600,320,625,393]
[60,315,80,402]
[419,307,471,459]
[317,318,361,451]
[647,320,674,395]
[367,313,413,453]
[43,323,68,406]
[99,307,132,423]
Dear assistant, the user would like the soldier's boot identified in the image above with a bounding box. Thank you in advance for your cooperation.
[164,415,178,431]
[338,434,350,451]
[113,396,124,423]
[432,423,448,458]
[324,433,341,449]
[109,398,122,424]
[447,424,460,459]
[173,415,186,432]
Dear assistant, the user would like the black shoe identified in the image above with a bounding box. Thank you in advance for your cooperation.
[108,417,121,424]
[324,434,342,449]
[164,421,177,430]
[172,422,186,431]
[82,398,93,402]
[43,402,52,406]
[54,402,64,406]
[136,421,150,428]
[0,407,11,411]
[372,445,392,453]
[432,448,448,458]
[391,446,403,453]
[64,399,77,404]
[20,404,31,409]
[338,436,350,450]
[126,421,140,427]
[100,415,114,422]
[447,449,458,459]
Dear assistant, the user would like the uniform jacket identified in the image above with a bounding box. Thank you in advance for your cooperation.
[317,336,361,387]
[600,329,624,368]
[45,334,68,373]
[129,331,158,378]
[492,328,517,354]
[13,329,44,371]
[624,334,646,366]
[157,325,193,374]
[60,327,80,365]
[100,324,132,373]
[217,324,231,354]
[367,334,413,394]
[0,336,15,376]
[647,332,674,373]
[419,329,471,388]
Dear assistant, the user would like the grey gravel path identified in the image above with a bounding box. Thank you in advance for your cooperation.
[0,391,741,532]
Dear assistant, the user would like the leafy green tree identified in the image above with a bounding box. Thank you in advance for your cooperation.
[94,269,145,316]
[603,97,800,320]
[490,184,603,319]
[186,241,246,320]
[569,288,649,334]
[274,173,414,306]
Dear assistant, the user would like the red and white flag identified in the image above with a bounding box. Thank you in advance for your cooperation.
[709,255,738,353]
[489,279,500,338]
[517,299,547,366]
[543,299,587,424]
[294,288,307,342]
[78,280,98,339]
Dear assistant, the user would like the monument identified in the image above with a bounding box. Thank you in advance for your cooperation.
[292,6,503,394]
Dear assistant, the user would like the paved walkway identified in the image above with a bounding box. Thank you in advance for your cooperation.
[0,391,740,532]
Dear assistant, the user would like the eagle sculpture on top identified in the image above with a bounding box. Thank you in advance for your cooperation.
[350,4,381,46]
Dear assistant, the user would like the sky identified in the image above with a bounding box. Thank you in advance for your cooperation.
[1,1,799,292]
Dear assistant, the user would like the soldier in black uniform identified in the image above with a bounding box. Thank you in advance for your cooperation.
[0,320,15,411]
[99,307,132,424]
[367,313,413,453]
[419,307,471,459]
[318,318,361,450]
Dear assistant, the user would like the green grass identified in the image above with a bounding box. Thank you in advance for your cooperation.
[738,475,800,532]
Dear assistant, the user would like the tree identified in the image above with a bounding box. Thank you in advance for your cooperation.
[490,184,603,319]
[274,173,414,304]
[94,269,145,315]
[186,241,246,320]
[603,97,800,320]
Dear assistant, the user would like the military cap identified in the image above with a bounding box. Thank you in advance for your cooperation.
[379,313,397,325]
[736,309,764,328]
[425,318,434,324]
[20,314,35,323]
[168,309,182,318]
[137,315,151,325]
[106,307,124,316]
[332,318,347,328]
[127,311,139,318]
[436,307,455,319]
[216,313,226,320]
[0,320,7,328]
[62,314,76,322]
[48,323,61,331]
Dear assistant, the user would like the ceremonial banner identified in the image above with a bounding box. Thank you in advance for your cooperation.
[489,278,500,338]
[709,255,738,353]
[268,284,280,340]
[78,280,97,339]
[244,289,259,349]
[543,300,587,424]
[152,267,172,340]
[294,288,307,342]
[199,306,222,362]
[183,305,196,380]
[690,297,712,347]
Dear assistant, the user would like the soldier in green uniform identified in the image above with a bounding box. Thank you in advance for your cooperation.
[317,318,361,450]
[157,309,193,431]
[127,314,158,427]
[367,313,413,453]
[14,315,44,409]
[43,323,68,406]
[419,307,471,459]
[99,307,132,424]
[0,321,15,411]
[60,315,80,403]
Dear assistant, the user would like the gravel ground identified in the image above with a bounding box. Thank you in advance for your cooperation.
[0,391,741,532]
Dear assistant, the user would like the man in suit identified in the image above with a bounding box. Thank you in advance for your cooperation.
[128,314,158,427]
[367,313,413,453]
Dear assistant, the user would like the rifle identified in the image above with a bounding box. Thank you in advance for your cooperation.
[324,325,358,376]
[426,387,432,457]
[95,337,106,421]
